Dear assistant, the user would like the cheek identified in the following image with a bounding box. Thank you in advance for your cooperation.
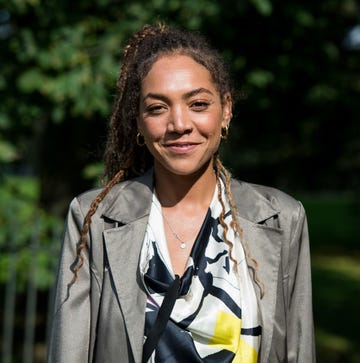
[139,119,164,139]
[198,115,222,135]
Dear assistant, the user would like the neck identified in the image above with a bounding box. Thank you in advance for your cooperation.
[154,161,217,208]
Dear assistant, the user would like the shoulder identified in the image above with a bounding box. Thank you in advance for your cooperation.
[230,178,306,225]
[251,181,300,208]
[232,178,302,208]
[69,171,154,221]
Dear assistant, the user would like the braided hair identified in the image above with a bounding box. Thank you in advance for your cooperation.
[69,23,264,297]
[103,23,232,181]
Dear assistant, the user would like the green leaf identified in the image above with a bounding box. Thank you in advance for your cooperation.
[250,0,273,16]
[0,140,18,162]
[246,69,274,88]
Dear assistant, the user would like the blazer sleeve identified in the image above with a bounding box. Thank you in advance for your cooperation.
[286,202,316,362]
[46,197,92,363]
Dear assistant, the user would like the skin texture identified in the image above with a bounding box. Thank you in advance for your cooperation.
[137,54,232,274]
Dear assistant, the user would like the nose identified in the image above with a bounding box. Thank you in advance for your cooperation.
[168,105,192,134]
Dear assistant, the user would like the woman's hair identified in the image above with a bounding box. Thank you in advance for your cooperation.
[103,23,232,181]
[70,23,264,297]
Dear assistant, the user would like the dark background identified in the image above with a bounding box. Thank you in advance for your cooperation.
[0,0,359,362]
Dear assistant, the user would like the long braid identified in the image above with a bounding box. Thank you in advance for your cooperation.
[68,25,170,286]
[103,24,168,182]
[69,24,256,290]
[215,168,237,271]
[118,24,164,102]
[68,170,125,287]
[68,25,173,287]
[214,154,265,298]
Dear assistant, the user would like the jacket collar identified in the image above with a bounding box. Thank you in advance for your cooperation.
[231,178,280,223]
[101,169,279,225]
[101,169,154,224]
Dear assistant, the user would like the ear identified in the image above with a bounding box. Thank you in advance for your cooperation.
[221,92,232,128]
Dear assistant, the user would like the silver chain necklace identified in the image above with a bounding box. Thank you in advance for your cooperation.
[153,199,188,249]
[161,212,187,249]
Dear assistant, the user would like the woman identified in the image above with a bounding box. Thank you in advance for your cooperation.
[47,24,315,363]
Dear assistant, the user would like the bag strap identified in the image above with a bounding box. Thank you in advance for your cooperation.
[142,275,180,363]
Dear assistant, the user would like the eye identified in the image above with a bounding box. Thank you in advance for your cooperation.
[145,104,167,115]
[190,100,211,111]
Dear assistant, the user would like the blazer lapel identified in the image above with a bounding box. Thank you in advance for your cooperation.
[231,179,283,363]
[103,222,148,363]
[101,171,154,362]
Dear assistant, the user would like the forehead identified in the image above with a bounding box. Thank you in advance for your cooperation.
[141,54,217,94]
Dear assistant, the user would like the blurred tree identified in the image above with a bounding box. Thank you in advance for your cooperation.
[205,0,360,192]
[1,0,359,217]
[0,0,224,215]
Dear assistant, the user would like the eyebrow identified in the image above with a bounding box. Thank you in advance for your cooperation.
[142,87,215,103]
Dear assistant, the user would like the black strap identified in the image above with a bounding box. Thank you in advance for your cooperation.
[142,275,180,363]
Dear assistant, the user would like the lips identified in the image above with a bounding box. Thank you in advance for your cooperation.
[165,142,200,154]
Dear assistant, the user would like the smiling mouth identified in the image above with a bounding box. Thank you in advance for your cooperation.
[165,142,199,153]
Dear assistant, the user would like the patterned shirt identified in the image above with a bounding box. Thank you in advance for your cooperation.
[139,183,261,362]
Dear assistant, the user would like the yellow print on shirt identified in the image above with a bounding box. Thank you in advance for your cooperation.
[208,311,258,363]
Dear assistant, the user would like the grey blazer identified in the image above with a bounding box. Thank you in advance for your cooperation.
[47,171,316,362]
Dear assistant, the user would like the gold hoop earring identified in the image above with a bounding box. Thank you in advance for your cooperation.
[136,132,145,146]
[220,125,229,140]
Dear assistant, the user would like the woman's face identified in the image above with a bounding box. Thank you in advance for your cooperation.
[137,54,232,179]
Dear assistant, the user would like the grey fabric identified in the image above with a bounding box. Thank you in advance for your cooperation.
[47,171,315,362]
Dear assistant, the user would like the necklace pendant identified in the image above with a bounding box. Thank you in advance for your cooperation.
[180,242,186,249]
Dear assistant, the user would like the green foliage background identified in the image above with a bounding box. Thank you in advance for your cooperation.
[0,0,359,362]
